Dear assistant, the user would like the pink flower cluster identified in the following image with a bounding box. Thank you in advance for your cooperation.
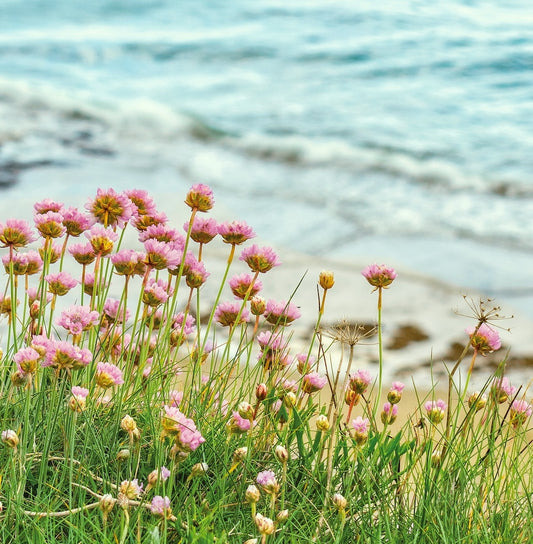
[161,406,205,452]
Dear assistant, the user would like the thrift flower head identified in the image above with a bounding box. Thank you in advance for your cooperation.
[172,312,195,336]
[425,399,447,424]
[362,264,397,289]
[34,198,64,214]
[218,220,255,245]
[319,270,335,290]
[34,211,65,239]
[69,386,89,412]
[229,273,263,300]
[39,241,62,263]
[2,252,29,275]
[86,187,133,228]
[111,249,144,276]
[150,496,175,520]
[85,225,119,256]
[245,484,261,504]
[58,305,100,335]
[381,402,398,425]
[466,323,501,354]
[44,340,92,370]
[1,429,19,449]
[124,189,156,217]
[139,223,183,245]
[185,183,214,212]
[214,301,249,327]
[69,242,96,265]
[510,400,532,429]
[302,372,327,394]
[14,346,41,375]
[186,259,210,289]
[186,216,218,244]
[240,244,281,273]
[332,493,347,511]
[264,299,301,326]
[132,209,168,232]
[62,206,94,236]
[143,239,182,270]
[0,219,36,248]
[228,411,253,434]
[349,369,372,395]
[256,470,280,495]
[161,406,205,452]
[45,272,78,296]
[250,295,266,316]
[147,466,171,488]
[387,381,405,404]
[255,514,275,536]
[24,251,43,275]
[352,416,370,445]
[142,278,172,307]
[103,298,130,323]
[119,479,143,500]
[491,376,516,404]
[95,362,124,388]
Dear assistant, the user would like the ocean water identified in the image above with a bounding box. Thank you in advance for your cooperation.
[1,0,533,315]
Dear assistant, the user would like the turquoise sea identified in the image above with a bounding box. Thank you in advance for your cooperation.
[1,0,532,314]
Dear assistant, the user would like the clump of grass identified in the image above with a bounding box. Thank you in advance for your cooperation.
[0,186,531,544]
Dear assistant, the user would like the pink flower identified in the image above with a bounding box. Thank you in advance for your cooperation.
[2,252,29,275]
[349,369,372,395]
[294,353,315,375]
[39,241,62,264]
[510,400,532,429]
[218,220,255,245]
[34,211,65,239]
[256,470,279,494]
[86,187,134,228]
[387,381,405,404]
[362,264,397,289]
[352,416,370,445]
[103,298,130,323]
[214,301,249,327]
[229,273,263,300]
[124,189,157,217]
[71,385,89,399]
[185,183,214,212]
[45,272,78,296]
[111,249,145,276]
[185,259,210,289]
[168,390,183,407]
[34,198,64,214]
[381,402,398,425]
[95,362,124,388]
[139,224,184,245]
[69,242,96,265]
[302,372,327,394]
[491,377,517,404]
[57,305,100,335]
[142,278,173,307]
[466,323,501,354]
[185,216,218,244]
[161,406,205,452]
[257,331,286,352]
[150,496,174,519]
[69,386,89,411]
[172,312,196,336]
[44,340,92,370]
[24,251,43,275]
[143,239,182,270]
[0,218,36,248]
[264,299,301,326]
[119,479,143,500]
[62,207,95,236]
[425,399,447,424]
[85,225,119,256]
[240,244,281,273]
[132,210,168,232]
[14,346,41,374]
[227,411,253,434]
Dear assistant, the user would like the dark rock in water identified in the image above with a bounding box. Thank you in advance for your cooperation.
[0,159,58,189]
[78,146,115,157]
[387,324,430,350]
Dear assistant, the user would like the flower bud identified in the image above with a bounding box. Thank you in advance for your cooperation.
[255,513,275,536]
[233,446,248,465]
[468,392,487,413]
[11,370,28,387]
[276,509,289,524]
[274,445,289,464]
[344,389,360,406]
[1,429,19,449]
[316,415,330,432]
[431,449,442,468]
[319,270,335,290]
[243,539,258,544]
[250,296,266,316]
[99,494,116,515]
[283,391,297,409]
[332,493,347,511]
[120,415,137,433]
[189,462,209,479]
[255,383,268,401]
[245,484,260,504]
[238,401,254,421]
[116,448,130,461]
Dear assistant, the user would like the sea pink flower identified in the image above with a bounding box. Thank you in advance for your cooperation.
[34,211,65,239]
[119,479,143,500]
[150,496,174,519]
[14,346,41,374]
[44,340,92,370]
[168,390,183,407]
[227,411,253,434]
[256,470,280,495]
[142,278,173,307]
[264,299,301,326]
[31,334,55,359]
[95,362,124,388]
[25,251,43,275]
[491,377,517,404]
[147,466,171,488]
[214,301,249,327]
[161,406,205,452]
[45,272,78,296]
[62,207,95,236]
[302,372,327,394]
[172,312,195,336]
[387,381,405,404]
[352,416,370,445]
[425,399,447,424]
[0,218,36,249]
[132,209,168,232]
[257,331,286,352]
[381,402,398,425]
[466,323,501,354]
[362,264,397,289]
[185,216,218,244]
[229,273,263,300]
[39,241,62,264]
[124,189,157,217]
[57,305,100,335]
[218,220,255,245]
[69,242,96,265]
[0,294,16,316]
[349,369,372,395]
[143,239,182,270]
[103,298,130,323]
[139,224,184,245]
[2,252,29,275]
[509,400,532,429]
[185,260,210,289]
[34,198,64,214]
[69,386,89,411]
[185,183,214,212]
[85,225,119,256]
[71,385,89,400]
[294,353,316,375]
[110,249,144,276]
[86,187,134,228]
[250,295,266,316]
[240,244,281,273]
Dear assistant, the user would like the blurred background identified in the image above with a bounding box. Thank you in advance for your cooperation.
[1,0,532,316]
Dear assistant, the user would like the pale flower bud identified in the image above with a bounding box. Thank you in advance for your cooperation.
[283,391,297,409]
[120,414,137,433]
[255,513,275,535]
[431,449,442,468]
[332,493,347,511]
[468,392,487,412]
[1,429,19,449]
[276,509,289,524]
[316,415,330,432]
[243,540,258,544]
[319,270,335,290]
[238,401,254,421]
[255,383,268,401]
[233,446,248,465]
[99,494,116,515]
[116,448,130,461]
[274,445,289,464]
[245,484,260,504]
[189,462,209,479]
